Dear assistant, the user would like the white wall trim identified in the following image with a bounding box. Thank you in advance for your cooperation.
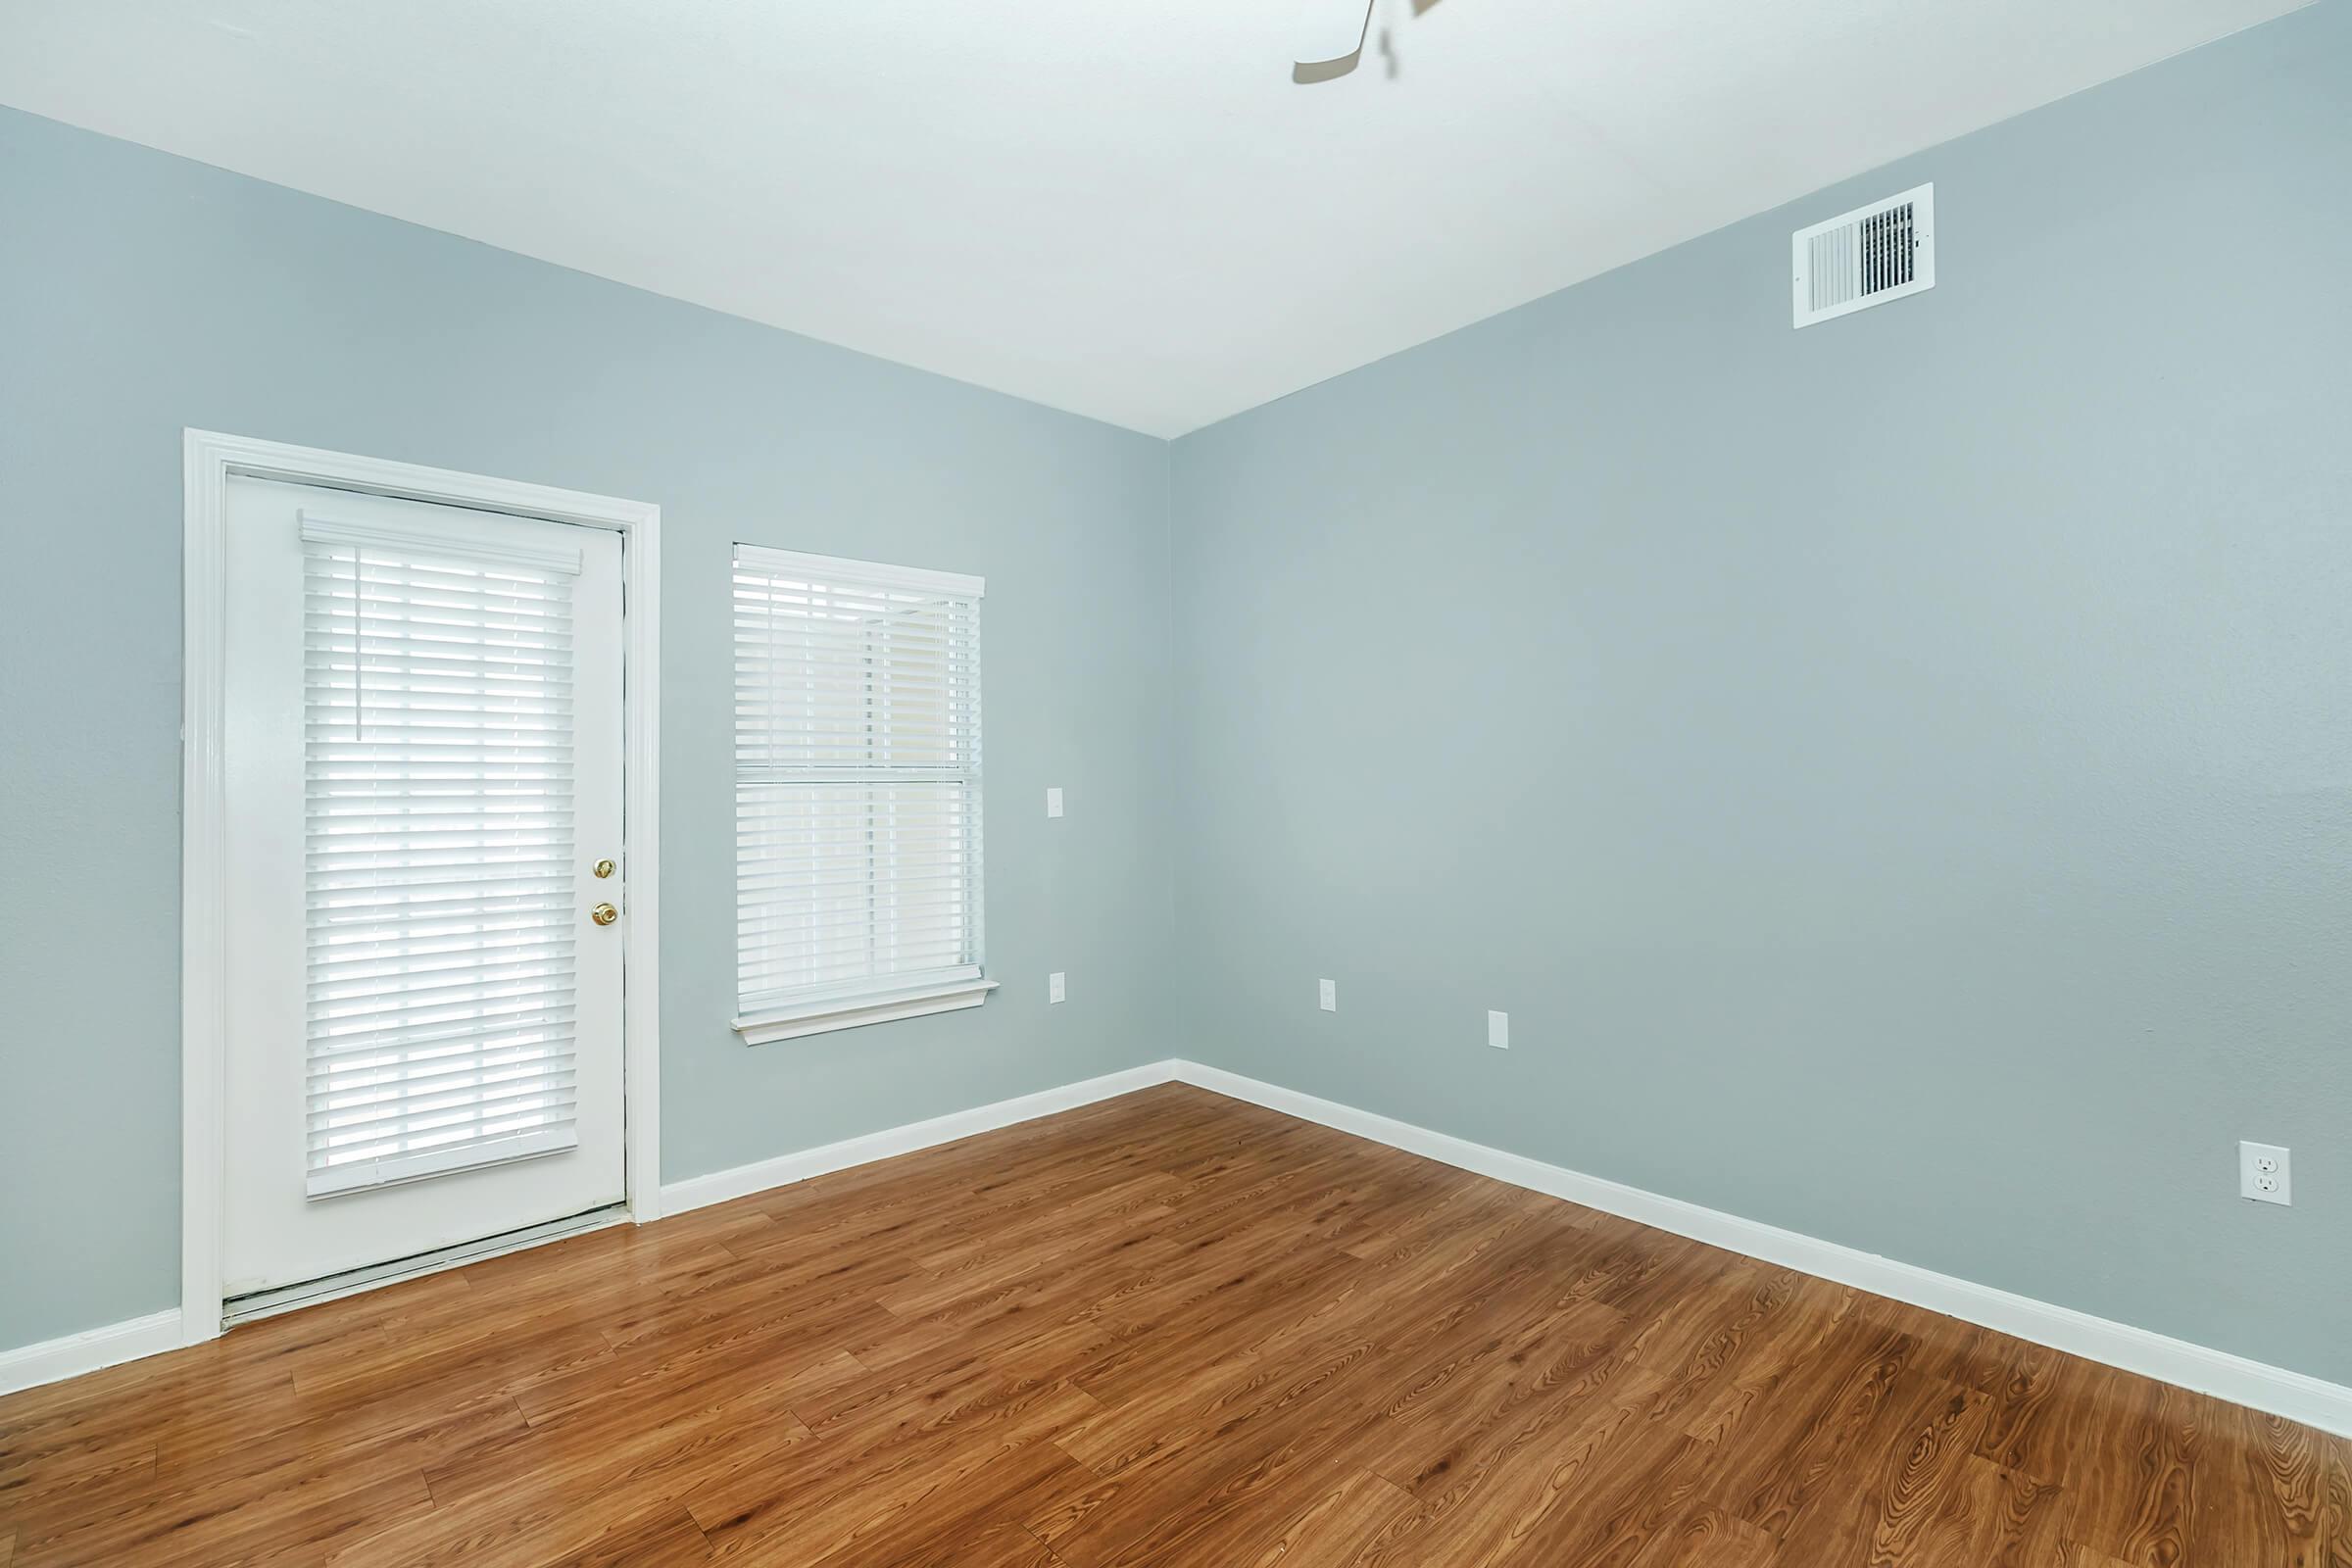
[24,1053,2344,1435]
[180,430,664,1348]
[0,1310,183,1398]
[732,541,984,601]
[1169,1061,2352,1440]
[660,1061,1175,1214]
[734,978,1000,1046]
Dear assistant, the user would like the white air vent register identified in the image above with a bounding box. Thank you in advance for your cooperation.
[1792,183,1935,328]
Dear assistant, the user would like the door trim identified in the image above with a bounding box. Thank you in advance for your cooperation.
[180,429,663,1347]
[220,1204,629,1330]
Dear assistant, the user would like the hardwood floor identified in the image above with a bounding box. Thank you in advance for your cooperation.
[3,1083,2346,1566]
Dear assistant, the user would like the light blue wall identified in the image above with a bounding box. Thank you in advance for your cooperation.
[7,0,2349,1384]
[1170,1,2352,1381]
[0,105,1175,1352]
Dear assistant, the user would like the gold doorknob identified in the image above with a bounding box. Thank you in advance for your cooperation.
[593,858,616,879]
[590,903,619,926]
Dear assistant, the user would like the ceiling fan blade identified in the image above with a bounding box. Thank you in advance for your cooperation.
[1293,0,1375,83]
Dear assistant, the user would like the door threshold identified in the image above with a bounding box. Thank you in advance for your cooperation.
[220,1203,629,1329]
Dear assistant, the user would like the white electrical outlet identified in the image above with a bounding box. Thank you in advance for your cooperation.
[1046,787,1064,818]
[2239,1141,2291,1205]
[1318,978,1336,1012]
[1049,971,1066,1004]
[1488,1010,1509,1050]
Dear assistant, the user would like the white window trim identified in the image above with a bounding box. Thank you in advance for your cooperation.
[731,543,988,1044]
[734,543,982,601]
[733,977,1001,1046]
[182,429,663,1348]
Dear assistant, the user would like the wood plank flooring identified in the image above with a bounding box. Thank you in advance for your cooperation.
[3,1083,2346,1566]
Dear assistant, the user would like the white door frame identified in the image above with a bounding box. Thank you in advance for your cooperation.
[180,429,662,1346]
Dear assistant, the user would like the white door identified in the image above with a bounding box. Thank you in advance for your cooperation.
[220,477,627,1298]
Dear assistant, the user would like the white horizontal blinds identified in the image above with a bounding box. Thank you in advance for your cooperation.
[735,547,984,1014]
[302,515,586,1198]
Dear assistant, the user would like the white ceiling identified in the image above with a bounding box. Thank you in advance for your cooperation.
[0,0,2307,436]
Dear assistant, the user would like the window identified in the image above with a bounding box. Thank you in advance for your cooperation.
[731,545,991,1043]
[303,517,585,1194]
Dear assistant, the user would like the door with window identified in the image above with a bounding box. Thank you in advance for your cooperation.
[220,477,626,1298]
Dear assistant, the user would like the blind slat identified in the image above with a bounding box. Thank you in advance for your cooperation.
[734,549,985,1013]
[304,537,582,1196]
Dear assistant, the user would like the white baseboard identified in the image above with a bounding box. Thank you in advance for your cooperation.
[659,1061,1183,1216]
[11,1056,2347,1441]
[0,1308,183,1398]
[1170,1060,2352,1440]
[0,1065,1174,1401]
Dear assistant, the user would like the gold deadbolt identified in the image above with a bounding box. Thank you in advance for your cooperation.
[593,858,617,879]
[590,903,619,927]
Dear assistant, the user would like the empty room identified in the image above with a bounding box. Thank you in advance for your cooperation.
[2,1,2348,1563]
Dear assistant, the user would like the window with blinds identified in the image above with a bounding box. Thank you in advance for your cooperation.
[303,515,585,1197]
[733,545,987,1035]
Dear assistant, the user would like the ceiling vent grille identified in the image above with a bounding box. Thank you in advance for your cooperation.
[1792,183,1935,328]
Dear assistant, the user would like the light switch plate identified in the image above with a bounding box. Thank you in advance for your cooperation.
[1046,787,1064,818]
[1049,971,1066,1004]
[1488,1010,1509,1050]
[1318,978,1337,1012]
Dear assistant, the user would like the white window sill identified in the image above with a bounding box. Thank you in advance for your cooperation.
[733,978,999,1046]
